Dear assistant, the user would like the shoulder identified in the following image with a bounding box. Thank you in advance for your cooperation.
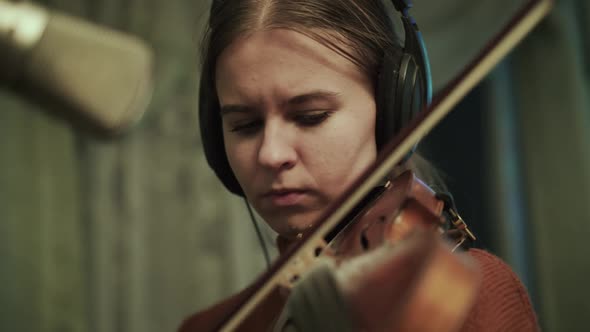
[460,248,540,332]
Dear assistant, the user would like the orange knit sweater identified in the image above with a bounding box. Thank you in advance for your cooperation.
[460,248,539,331]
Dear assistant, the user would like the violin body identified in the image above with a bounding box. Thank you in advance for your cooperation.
[180,172,481,331]
[275,232,479,332]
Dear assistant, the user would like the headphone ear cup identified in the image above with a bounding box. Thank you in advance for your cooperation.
[199,72,245,196]
[376,52,425,150]
[375,52,399,150]
[397,54,423,133]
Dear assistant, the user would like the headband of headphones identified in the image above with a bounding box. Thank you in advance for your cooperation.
[200,0,433,196]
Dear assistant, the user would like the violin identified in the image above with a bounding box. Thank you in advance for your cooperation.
[180,0,552,330]
[181,171,479,332]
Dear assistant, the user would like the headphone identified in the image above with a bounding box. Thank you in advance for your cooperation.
[199,0,433,196]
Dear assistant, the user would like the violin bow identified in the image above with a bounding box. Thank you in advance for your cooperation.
[217,0,553,330]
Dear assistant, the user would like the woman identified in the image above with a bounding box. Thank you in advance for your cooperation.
[181,0,540,331]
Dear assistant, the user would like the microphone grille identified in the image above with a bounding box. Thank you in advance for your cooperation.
[24,10,154,133]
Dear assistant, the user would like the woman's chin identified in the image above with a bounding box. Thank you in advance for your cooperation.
[265,210,323,239]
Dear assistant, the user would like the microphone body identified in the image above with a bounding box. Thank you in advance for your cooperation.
[0,0,154,134]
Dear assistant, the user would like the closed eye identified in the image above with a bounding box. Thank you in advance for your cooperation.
[294,110,333,127]
[225,110,333,135]
[229,118,262,135]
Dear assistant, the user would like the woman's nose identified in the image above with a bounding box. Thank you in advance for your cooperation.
[257,121,297,171]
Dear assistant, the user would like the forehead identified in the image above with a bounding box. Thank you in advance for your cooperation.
[215,29,370,106]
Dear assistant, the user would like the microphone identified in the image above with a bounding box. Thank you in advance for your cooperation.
[0,0,154,134]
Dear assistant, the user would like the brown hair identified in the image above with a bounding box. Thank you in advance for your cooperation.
[201,0,402,90]
[199,0,446,192]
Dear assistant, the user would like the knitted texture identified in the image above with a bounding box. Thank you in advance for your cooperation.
[460,249,540,332]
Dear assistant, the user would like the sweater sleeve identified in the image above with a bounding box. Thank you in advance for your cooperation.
[460,249,540,332]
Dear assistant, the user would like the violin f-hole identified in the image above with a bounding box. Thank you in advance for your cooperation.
[360,230,370,250]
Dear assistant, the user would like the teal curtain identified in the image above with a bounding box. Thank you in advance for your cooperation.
[502,0,590,329]
[418,0,590,330]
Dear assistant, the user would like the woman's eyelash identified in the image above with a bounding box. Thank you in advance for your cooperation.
[229,111,333,134]
[295,111,332,126]
[230,119,262,133]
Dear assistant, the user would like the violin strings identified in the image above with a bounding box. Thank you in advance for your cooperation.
[244,198,271,269]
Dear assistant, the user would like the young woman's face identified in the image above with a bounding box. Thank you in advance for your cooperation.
[216,29,377,238]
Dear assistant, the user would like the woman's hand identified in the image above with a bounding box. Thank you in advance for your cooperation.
[333,231,480,332]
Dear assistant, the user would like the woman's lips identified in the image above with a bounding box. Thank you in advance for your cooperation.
[263,189,308,207]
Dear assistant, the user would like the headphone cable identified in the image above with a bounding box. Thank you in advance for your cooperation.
[244,198,271,269]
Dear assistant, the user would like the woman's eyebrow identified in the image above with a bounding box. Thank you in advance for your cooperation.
[219,90,341,115]
[219,104,255,116]
[286,90,342,106]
